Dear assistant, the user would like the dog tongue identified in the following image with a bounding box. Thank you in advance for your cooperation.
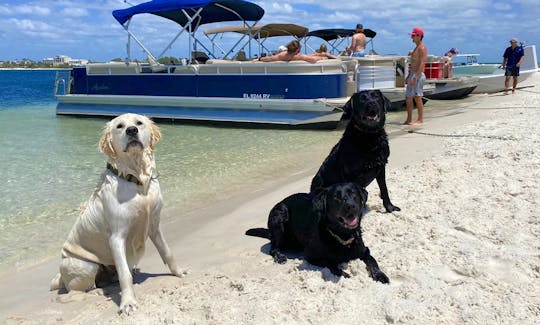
[345,215,358,227]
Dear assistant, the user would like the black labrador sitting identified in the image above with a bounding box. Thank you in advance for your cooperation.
[311,90,400,213]
[245,183,389,283]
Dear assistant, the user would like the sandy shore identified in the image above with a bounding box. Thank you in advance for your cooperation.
[2,74,540,324]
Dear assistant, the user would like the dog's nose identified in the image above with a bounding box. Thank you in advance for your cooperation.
[126,126,138,136]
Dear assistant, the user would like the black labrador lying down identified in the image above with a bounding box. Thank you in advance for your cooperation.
[311,90,400,213]
[246,183,389,283]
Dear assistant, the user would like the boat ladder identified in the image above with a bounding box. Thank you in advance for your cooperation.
[54,71,72,97]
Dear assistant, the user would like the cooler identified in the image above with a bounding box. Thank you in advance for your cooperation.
[424,62,444,79]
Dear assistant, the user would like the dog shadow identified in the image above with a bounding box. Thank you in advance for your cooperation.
[78,271,176,308]
[258,243,342,283]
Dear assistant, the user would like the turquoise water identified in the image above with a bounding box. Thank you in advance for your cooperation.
[452,64,502,76]
[2,70,453,272]
[0,69,352,272]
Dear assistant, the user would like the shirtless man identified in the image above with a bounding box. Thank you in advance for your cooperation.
[404,27,427,125]
[346,24,366,57]
[254,40,321,63]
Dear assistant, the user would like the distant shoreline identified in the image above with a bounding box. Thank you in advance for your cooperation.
[0,68,70,71]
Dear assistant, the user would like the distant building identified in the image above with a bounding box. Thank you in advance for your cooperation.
[42,55,88,66]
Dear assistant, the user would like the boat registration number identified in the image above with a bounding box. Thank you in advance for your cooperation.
[243,93,271,99]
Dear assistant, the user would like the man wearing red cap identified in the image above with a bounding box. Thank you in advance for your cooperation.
[404,27,427,125]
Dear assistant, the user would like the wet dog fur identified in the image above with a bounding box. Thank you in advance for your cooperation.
[246,183,389,282]
[311,90,400,213]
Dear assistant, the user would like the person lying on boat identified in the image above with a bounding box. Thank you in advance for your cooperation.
[313,44,338,59]
[345,24,367,57]
[253,40,323,63]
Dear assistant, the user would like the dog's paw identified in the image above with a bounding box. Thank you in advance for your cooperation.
[372,270,390,284]
[272,252,287,264]
[384,203,401,213]
[171,266,189,278]
[118,297,138,315]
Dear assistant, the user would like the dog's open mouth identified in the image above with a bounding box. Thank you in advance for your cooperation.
[364,111,380,122]
[340,214,359,228]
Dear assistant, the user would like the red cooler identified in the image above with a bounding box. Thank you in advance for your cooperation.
[424,62,445,79]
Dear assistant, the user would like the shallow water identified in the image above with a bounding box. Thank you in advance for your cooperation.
[0,70,348,271]
[0,69,463,272]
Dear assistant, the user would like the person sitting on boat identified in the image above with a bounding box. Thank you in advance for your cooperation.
[253,40,322,63]
[443,48,457,78]
[346,24,367,57]
[502,38,525,95]
[313,44,337,59]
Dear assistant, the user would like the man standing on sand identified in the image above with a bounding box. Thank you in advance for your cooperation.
[404,27,427,125]
[346,24,366,57]
[502,38,525,94]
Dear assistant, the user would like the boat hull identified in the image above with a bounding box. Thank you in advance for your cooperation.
[472,69,537,94]
[56,62,348,129]
[55,94,346,129]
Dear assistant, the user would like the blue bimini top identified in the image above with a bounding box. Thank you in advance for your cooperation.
[112,0,264,30]
[503,46,525,68]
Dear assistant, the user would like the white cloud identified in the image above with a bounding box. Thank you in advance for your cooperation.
[268,2,293,14]
[59,8,88,18]
[5,4,51,16]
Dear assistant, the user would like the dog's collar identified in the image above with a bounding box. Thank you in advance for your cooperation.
[327,228,355,246]
[106,163,142,186]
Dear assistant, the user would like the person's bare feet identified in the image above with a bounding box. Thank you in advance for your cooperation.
[403,120,412,125]
[411,120,423,125]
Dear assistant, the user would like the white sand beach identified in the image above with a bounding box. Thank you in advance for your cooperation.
[2,74,540,324]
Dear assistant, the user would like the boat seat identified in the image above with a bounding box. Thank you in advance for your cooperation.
[86,63,140,74]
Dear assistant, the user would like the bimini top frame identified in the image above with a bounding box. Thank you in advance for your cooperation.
[203,23,308,59]
[112,0,264,62]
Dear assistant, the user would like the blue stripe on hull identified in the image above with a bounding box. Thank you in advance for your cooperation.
[72,70,347,99]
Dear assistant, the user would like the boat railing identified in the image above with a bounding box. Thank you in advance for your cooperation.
[54,70,72,96]
[85,59,347,76]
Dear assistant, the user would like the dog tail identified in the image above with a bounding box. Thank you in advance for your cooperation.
[245,228,270,239]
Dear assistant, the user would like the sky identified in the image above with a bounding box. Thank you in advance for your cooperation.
[1,0,539,63]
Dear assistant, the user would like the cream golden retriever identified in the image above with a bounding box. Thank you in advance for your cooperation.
[50,113,184,315]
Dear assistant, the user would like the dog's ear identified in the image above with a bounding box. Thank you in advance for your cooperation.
[382,93,391,113]
[148,119,161,149]
[313,189,327,218]
[342,97,353,119]
[353,183,368,205]
[98,124,116,159]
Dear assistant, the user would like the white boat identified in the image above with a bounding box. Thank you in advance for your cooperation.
[335,54,478,110]
[452,53,500,75]
[471,45,538,93]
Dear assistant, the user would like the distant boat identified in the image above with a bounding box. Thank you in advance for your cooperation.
[452,53,500,75]
[471,45,538,93]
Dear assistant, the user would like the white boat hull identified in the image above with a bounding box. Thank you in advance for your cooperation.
[55,94,346,128]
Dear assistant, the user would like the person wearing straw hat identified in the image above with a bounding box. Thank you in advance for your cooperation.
[502,38,525,94]
[404,27,427,125]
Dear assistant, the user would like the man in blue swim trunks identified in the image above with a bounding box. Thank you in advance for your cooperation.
[404,27,427,125]
[346,24,366,57]
[502,38,525,94]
